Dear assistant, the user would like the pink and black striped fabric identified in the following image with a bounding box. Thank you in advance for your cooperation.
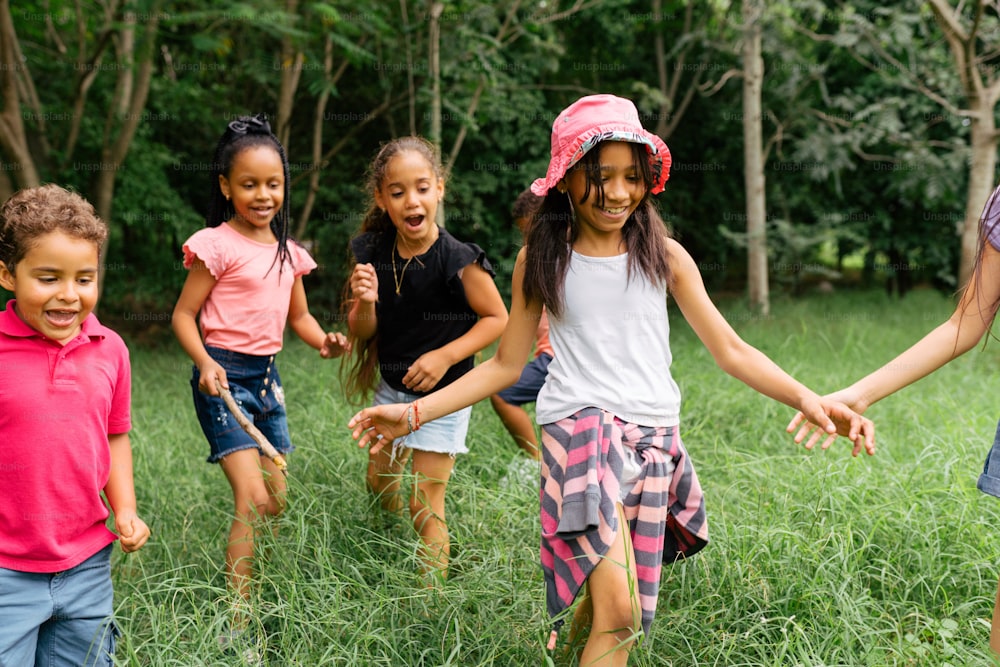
[539,407,708,648]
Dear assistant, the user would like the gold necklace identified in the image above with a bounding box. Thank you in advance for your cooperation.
[391,244,415,295]
[391,232,434,295]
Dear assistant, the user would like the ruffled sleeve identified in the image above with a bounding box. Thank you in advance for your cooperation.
[182,227,226,278]
[438,230,495,295]
[288,240,318,278]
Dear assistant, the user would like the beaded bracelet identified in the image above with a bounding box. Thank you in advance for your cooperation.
[406,401,422,434]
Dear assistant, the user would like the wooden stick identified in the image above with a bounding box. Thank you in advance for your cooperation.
[215,379,288,476]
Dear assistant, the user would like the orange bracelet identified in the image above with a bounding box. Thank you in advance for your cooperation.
[413,400,421,431]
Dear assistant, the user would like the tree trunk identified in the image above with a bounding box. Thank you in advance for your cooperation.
[92,12,159,224]
[0,165,13,201]
[742,0,768,315]
[0,0,41,188]
[400,0,417,136]
[428,1,444,227]
[275,0,302,149]
[295,34,335,239]
[960,97,997,287]
[427,1,443,150]
[926,0,1000,288]
[653,0,702,141]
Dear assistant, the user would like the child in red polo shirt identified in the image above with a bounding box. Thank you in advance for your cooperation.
[0,184,149,667]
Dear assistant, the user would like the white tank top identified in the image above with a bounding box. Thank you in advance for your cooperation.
[535,251,681,426]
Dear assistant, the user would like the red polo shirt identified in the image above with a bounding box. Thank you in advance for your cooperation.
[0,301,131,573]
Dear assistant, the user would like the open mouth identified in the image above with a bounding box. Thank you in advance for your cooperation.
[45,310,78,327]
[404,214,425,230]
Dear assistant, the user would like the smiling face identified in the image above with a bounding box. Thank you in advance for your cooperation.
[562,141,647,244]
[218,145,285,242]
[0,231,100,345]
[374,149,444,251]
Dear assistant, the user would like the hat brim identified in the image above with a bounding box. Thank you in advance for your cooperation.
[531,126,671,197]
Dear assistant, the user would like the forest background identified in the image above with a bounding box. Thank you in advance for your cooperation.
[7,3,1000,665]
[3,0,995,334]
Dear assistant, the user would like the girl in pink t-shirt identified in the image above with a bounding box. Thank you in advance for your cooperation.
[171,114,349,641]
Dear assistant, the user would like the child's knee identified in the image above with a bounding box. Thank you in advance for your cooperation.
[409,495,438,525]
[594,591,640,638]
[266,493,287,517]
[411,477,446,510]
[236,487,274,519]
[609,609,639,634]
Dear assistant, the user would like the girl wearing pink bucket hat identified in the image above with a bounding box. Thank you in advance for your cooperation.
[349,94,874,665]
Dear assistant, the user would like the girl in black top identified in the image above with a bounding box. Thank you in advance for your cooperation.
[343,136,507,580]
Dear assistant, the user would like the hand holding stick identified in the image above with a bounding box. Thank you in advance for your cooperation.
[215,379,288,476]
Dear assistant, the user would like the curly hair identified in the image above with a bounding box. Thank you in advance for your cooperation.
[0,184,107,272]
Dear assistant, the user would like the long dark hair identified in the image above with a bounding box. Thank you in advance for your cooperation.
[340,136,445,402]
[522,141,672,318]
[207,113,294,273]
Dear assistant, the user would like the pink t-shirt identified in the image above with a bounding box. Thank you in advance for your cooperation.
[183,223,318,355]
[0,302,131,573]
[535,308,553,358]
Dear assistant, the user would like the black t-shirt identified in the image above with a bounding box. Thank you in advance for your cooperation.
[350,228,495,395]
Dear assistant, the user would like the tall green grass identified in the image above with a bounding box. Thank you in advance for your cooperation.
[111,289,1000,665]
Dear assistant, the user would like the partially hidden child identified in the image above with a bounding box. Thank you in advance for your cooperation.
[788,183,1000,659]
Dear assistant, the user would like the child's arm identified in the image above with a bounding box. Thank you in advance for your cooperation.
[287,276,351,358]
[347,262,378,341]
[104,433,150,553]
[789,241,1000,445]
[401,261,509,393]
[172,258,227,395]
[350,248,537,452]
[666,238,875,455]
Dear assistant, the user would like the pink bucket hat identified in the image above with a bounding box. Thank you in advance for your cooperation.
[530,94,671,196]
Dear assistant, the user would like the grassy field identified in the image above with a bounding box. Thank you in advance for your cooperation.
[109,288,1000,666]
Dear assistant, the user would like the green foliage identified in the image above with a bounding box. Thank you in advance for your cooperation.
[2,0,990,313]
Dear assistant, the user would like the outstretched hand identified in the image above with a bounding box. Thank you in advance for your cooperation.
[348,403,411,455]
[792,396,876,457]
[320,331,352,358]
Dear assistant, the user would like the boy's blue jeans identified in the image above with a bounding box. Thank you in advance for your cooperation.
[0,544,117,667]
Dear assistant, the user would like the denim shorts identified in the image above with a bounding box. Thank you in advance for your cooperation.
[496,352,552,406]
[374,381,471,455]
[192,346,294,463]
[0,544,118,667]
[977,419,1000,498]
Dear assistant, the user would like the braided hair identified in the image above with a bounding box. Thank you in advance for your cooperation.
[207,113,294,273]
